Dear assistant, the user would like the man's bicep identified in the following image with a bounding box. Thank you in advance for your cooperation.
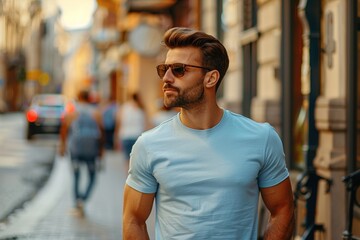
[260,177,295,239]
[260,177,294,215]
[123,184,155,223]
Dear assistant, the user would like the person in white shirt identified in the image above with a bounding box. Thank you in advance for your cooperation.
[115,92,149,162]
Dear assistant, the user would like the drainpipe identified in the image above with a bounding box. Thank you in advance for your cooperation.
[346,0,358,175]
[296,1,327,239]
[303,2,321,239]
[281,0,294,169]
[302,0,320,171]
[343,0,358,239]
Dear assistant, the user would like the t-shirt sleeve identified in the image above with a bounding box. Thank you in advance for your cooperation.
[125,136,158,193]
[258,124,289,188]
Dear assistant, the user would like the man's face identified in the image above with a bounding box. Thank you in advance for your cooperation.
[161,47,207,109]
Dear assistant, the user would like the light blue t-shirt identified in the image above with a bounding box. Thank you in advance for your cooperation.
[126,109,289,239]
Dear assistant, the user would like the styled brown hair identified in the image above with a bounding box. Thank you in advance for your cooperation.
[163,27,229,91]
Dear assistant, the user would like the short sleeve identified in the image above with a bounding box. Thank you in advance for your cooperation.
[258,124,289,188]
[125,136,158,193]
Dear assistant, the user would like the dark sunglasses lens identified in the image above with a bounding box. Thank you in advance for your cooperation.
[171,64,185,77]
[157,65,167,78]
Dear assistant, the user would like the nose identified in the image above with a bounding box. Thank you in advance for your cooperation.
[162,68,174,83]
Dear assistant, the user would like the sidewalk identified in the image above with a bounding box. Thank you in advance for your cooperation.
[0,150,155,240]
[0,113,57,222]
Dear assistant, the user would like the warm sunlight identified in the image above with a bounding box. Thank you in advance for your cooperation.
[57,0,97,31]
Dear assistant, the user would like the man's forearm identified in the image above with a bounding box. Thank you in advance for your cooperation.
[123,222,150,240]
[263,212,295,240]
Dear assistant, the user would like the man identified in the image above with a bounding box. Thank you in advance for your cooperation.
[60,89,104,216]
[123,27,294,239]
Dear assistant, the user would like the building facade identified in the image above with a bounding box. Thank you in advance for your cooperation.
[217,0,359,239]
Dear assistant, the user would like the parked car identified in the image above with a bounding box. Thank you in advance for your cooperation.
[25,94,74,140]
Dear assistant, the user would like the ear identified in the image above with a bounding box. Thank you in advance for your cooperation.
[204,70,220,89]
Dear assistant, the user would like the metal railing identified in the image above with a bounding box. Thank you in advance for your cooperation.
[294,168,332,240]
[343,169,360,240]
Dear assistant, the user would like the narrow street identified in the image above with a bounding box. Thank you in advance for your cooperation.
[0,113,155,239]
[0,113,56,222]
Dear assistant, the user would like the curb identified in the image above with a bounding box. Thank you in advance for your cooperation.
[0,155,68,239]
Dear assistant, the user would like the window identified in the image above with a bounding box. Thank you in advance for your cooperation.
[243,0,256,30]
[241,0,257,117]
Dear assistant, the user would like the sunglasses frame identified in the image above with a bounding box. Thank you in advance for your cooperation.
[156,63,211,79]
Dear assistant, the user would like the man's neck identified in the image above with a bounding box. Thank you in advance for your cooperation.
[179,104,223,130]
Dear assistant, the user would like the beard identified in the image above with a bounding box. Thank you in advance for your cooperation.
[164,79,205,109]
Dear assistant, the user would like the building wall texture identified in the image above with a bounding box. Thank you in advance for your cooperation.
[218,0,355,239]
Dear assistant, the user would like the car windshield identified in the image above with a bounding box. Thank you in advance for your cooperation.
[33,95,65,107]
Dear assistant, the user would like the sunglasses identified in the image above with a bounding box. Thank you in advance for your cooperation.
[156,63,211,79]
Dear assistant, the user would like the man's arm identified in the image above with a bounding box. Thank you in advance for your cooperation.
[260,177,295,240]
[59,113,71,156]
[93,109,105,157]
[123,184,155,240]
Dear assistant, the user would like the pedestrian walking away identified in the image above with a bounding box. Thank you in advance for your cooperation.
[59,89,104,217]
[115,92,150,168]
[101,96,118,150]
[123,27,295,239]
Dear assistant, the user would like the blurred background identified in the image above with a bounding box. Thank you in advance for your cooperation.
[0,0,359,239]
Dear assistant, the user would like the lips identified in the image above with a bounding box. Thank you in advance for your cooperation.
[163,84,178,93]
[163,88,177,93]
